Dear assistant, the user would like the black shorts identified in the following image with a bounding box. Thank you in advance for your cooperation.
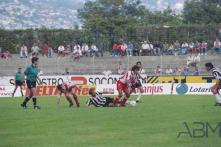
[132,80,142,89]
[15,81,23,86]
[103,97,114,107]
[26,80,36,89]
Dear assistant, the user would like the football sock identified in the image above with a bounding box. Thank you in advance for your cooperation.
[32,97,37,106]
[66,96,73,105]
[215,94,221,103]
[73,96,80,107]
[136,93,142,101]
[120,97,128,107]
[113,97,120,106]
[22,96,31,105]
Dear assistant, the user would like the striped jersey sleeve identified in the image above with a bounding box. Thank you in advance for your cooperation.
[212,67,221,80]
[88,92,107,107]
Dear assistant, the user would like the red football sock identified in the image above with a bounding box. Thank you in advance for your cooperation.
[73,96,80,107]
[113,97,120,107]
[120,97,128,107]
[66,96,73,105]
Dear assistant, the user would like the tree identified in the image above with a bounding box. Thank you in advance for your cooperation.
[183,0,221,24]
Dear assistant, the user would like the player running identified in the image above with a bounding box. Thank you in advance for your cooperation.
[86,88,115,107]
[130,61,145,103]
[12,67,24,97]
[205,62,221,106]
[56,81,80,107]
[20,57,41,109]
[114,65,139,107]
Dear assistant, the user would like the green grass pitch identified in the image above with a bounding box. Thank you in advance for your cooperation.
[0,95,220,147]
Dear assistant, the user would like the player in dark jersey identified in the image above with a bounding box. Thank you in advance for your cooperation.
[130,61,145,103]
[205,62,221,106]
[86,88,114,107]
[56,82,80,107]
[21,57,41,109]
[12,67,24,97]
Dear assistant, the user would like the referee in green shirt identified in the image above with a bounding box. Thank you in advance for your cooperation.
[21,57,41,109]
[12,67,24,97]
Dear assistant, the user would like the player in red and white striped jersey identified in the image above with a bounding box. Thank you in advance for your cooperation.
[114,65,139,107]
[205,62,221,106]
[57,81,80,107]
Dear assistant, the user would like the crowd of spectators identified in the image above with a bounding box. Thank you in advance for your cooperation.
[111,39,221,56]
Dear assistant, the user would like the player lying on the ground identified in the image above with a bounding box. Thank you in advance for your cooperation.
[86,88,116,107]
[114,65,139,107]
[130,61,145,103]
[56,82,80,107]
[205,62,221,106]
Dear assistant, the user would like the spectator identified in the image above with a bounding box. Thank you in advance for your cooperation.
[48,45,53,58]
[58,45,65,56]
[72,46,82,60]
[126,41,133,56]
[180,41,189,55]
[112,43,118,56]
[62,68,70,75]
[181,66,189,76]
[201,41,208,55]
[162,42,169,55]
[20,43,28,58]
[193,66,199,76]
[82,43,89,56]
[31,43,39,57]
[133,42,141,56]
[165,66,173,75]
[213,39,221,54]
[174,40,180,56]
[168,43,174,55]
[97,43,104,57]
[153,41,161,56]
[174,67,182,76]
[141,41,152,56]
[41,43,49,57]
[117,61,126,74]
[103,70,112,76]
[90,44,99,57]
[154,66,161,75]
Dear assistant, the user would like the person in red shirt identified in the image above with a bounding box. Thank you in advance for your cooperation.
[42,43,49,57]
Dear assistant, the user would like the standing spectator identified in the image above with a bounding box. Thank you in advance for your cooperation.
[174,40,180,56]
[165,66,173,75]
[41,43,49,57]
[20,43,28,58]
[201,41,208,55]
[126,41,133,56]
[58,44,65,56]
[154,66,161,75]
[213,39,221,54]
[31,43,39,57]
[48,45,53,58]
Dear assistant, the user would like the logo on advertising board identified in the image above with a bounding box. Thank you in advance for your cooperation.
[176,83,188,95]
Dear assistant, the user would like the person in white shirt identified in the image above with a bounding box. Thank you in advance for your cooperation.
[90,44,99,57]
[154,66,161,75]
[58,45,65,56]
[82,43,89,56]
[31,43,39,57]
[20,43,28,58]
[165,66,173,75]
[181,41,189,55]
[141,41,151,56]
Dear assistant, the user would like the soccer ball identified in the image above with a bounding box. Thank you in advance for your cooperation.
[128,100,137,107]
